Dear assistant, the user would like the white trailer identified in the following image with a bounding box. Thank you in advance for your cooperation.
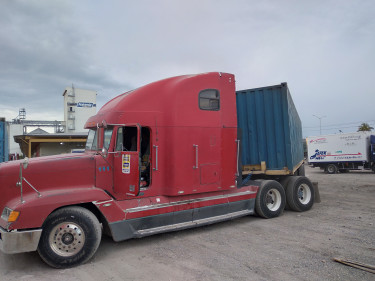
[307,132,375,173]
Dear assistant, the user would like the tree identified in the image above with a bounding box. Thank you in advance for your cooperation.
[357,122,374,132]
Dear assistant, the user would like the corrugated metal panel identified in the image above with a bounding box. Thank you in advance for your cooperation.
[371,135,375,162]
[0,121,6,162]
[236,83,303,171]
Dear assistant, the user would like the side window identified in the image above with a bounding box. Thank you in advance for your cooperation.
[115,127,123,151]
[115,126,138,151]
[124,127,138,151]
[199,89,220,111]
[85,129,98,151]
[103,128,113,150]
[140,127,151,188]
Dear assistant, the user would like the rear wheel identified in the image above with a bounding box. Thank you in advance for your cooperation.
[286,176,314,212]
[279,177,291,210]
[255,180,286,219]
[37,206,102,268]
[326,164,337,174]
[294,164,305,176]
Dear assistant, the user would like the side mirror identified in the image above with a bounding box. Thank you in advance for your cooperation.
[23,157,29,169]
[102,147,108,157]
[97,120,108,128]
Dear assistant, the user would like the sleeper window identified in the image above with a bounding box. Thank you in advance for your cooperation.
[199,89,220,111]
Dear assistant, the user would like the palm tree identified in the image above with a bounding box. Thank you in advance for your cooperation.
[357,122,374,132]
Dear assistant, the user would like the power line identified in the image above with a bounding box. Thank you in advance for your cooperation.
[307,124,374,132]
[303,120,375,129]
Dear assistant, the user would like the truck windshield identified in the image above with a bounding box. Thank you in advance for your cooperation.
[86,129,98,151]
[86,128,113,151]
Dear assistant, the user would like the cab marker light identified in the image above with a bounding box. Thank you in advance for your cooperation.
[1,207,20,222]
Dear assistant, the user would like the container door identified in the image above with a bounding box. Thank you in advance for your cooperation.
[113,125,141,199]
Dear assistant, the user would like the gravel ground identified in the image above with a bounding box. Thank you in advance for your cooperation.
[1,165,374,280]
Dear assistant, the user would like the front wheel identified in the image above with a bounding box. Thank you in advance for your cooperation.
[38,206,102,268]
[255,180,286,219]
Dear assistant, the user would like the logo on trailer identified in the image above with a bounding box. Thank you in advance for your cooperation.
[309,138,327,144]
[310,150,363,161]
[340,135,361,141]
[310,150,327,160]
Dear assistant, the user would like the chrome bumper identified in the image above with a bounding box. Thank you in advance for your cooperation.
[0,227,42,254]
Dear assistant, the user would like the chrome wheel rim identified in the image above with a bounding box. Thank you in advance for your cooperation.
[297,184,312,205]
[266,188,282,211]
[49,222,85,257]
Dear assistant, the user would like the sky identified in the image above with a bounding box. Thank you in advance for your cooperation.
[0,0,374,137]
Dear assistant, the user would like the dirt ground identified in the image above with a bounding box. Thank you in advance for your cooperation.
[1,165,374,281]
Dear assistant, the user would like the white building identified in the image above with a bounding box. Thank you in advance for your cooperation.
[9,123,23,155]
[63,86,97,133]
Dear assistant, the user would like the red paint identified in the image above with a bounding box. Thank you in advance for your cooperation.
[0,72,259,234]
[325,153,362,156]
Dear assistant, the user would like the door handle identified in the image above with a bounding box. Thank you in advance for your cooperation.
[193,144,199,169]
[153,145,158,171]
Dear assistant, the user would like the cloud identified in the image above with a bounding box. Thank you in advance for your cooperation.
[0,0,127,120]
[0,0,374,137]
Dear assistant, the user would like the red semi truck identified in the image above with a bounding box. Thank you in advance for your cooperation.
[0,72,316,268]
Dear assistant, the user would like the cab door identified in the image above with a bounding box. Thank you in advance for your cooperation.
[113,125,141,199]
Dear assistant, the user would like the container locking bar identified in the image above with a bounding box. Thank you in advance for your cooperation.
[236,139,240,177]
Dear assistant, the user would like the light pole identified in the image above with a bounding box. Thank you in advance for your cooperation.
[313,115,326,135]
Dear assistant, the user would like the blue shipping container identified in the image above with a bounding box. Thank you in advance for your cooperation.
[0,120,9,163]
[236,83,303,172]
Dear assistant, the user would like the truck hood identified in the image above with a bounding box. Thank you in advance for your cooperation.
[0,153,96,211]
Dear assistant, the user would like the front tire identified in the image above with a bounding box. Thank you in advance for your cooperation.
[255,180,286,219]
[38,206,102,268]
[286,176,314,212]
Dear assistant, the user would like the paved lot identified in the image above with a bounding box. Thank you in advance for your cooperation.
[1,165,374,280]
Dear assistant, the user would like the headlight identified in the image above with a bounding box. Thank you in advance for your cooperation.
[1,207,20,222]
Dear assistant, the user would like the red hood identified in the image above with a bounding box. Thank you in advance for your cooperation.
[0,153,96,216]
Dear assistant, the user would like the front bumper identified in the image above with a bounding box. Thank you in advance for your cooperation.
[0,226,42,254]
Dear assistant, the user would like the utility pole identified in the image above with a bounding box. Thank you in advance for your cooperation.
[313,115,326,135]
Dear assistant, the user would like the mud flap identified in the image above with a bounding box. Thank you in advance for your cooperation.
[312,181,321,203]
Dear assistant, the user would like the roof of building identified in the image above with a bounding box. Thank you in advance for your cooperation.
[13,132,88,158]
[28,128,49,135]
[23,132,88,137]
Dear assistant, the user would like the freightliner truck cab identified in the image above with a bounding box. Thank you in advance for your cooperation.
[0,72,315,268]
[86,72,239,199]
